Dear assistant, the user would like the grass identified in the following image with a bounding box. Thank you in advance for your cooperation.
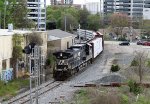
[71,86,150,104]
[0,78,29,98]
[73,89,90,104]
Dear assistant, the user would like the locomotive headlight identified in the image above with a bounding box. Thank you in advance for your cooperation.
[60,53,63,57]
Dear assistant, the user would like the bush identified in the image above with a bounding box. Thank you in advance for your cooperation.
[135,96,150,104]
[131,59,138,66]
[46,54,56,67]
[111,64,120,72]
[118,37,127,41]
[128,80,142,95]
[121,94,129,104]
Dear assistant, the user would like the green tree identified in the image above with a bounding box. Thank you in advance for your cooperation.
[87,14,101,31]
[11,34,23,78]
[61,13,78,32]
[0,0,16,29]
[78,8,90,29]
[11,0,34,29]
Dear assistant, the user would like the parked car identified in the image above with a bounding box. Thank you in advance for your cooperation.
[137,40,144,45]
[143,41,150,46]
[119,41,130,46]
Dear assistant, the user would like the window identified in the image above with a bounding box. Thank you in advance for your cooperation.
[2,60,7,70]
[67,42,69,49]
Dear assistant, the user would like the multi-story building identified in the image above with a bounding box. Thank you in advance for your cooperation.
[86,2,102,14]
[104,0,150,20]
[50,0,73,5]
[64,0,73,4]
[27,0,46,31]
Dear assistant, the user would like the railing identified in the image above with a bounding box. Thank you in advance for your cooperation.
[0,68,13,83]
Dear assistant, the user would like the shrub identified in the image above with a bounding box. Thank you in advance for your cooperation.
[131,59,138,66]
[121,94,129,104]
[128,80,142,95]
[118,37,127,41]
[111,64,120,72]
[133,95,150,104]
[46,54,56,67]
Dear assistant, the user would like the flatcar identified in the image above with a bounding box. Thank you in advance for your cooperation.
[53,33,103,81]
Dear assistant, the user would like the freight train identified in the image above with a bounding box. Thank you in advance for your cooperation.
[53,32,104,81]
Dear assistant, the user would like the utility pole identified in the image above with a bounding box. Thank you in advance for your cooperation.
[4,0,8,29]
[142,0,145,36]
[79,24,81,43]
[0,11,1,29]
[65,15,67,31]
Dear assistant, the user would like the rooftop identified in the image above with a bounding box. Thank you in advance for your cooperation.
[47,29,76,41]
[0,29,32,36]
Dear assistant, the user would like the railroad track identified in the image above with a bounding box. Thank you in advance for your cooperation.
[7,80,63,104]
[6,54,103,104]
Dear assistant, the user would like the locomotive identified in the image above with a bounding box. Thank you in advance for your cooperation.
[53,33,104,81]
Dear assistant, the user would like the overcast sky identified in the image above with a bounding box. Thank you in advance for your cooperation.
[46,0,102,5]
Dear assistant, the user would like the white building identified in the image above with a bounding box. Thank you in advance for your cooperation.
[27,0,46,31]
[0,29,31,74]
[143,8,150,20]
[86,2,100,14]
[0,29,47,79]
[85,0,103,14]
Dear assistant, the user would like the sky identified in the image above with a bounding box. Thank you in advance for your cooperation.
[46,0,102,5]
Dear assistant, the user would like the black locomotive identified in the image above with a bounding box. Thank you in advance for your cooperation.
[53,35,103,81]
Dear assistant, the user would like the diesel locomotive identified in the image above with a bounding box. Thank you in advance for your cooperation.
[53,33,103,81]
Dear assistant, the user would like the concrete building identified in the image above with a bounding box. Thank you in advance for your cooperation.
[0,29,47,79]
[86,2,100,14]
[27,0,46,31]
[85,1,103,14]
[47,29,76,53]
[104,0,150,20]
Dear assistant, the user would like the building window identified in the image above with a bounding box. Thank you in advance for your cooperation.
[72,39,74,45]
[2,60,7,70]
[67,42,69,49]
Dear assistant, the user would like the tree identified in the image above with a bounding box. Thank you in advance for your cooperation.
[0,0,16,29]
[11,0,34,29]
[78,8,90,29]
[131,51,149,83]
[47,6,79,30]
[11,34,23,78]
[141,20,150,39]
[27,32,43,45]
[61,13,78,32]
[0,0,33,29]
[110,13,130,38]
[87,14,101,31]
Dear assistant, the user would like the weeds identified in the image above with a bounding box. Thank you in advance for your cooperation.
[0,79,29,97]
[128,80,142,95]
